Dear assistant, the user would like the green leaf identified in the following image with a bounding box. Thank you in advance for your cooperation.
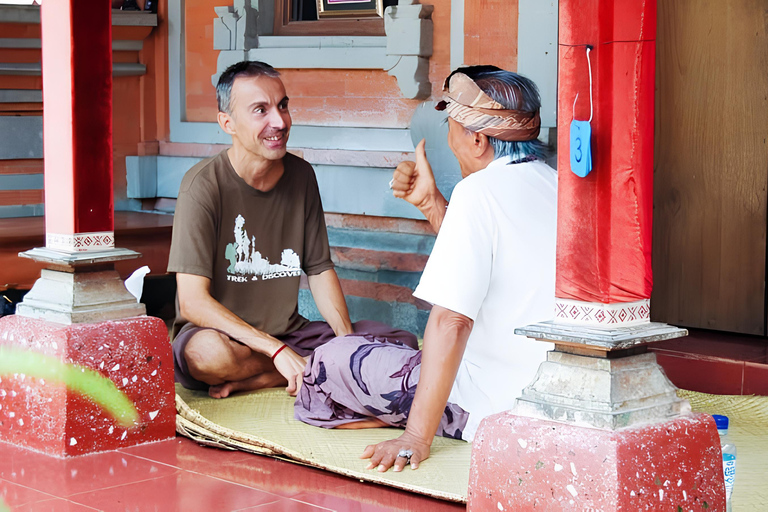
[0,346,140,428]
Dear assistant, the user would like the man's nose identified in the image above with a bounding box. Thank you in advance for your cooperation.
[269,108,287,129]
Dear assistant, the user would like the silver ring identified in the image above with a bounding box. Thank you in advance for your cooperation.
[397,449,413,463]
[388,178,395,189]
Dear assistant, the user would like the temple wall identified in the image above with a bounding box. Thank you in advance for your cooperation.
[0,9,163,216]
[0,0,559,335]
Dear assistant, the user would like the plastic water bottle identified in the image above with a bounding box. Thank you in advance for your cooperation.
[713,414,736,512]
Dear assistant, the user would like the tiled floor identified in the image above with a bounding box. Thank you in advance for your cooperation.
[0,437,467,511]
[651,328,768,395]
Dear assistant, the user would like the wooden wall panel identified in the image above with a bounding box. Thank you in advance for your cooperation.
[653,0,768,335]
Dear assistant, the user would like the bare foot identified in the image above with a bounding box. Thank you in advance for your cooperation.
[335,418,389,429]
[208,372,287,399]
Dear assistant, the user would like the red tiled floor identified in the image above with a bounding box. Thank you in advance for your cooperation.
[291,483,466,512]
[120,440,353,499]
[0,442,178,498]
[11,498,99,511]
[0,479,58,508]
[654,352,745,394]
[66,471,279,511]
[744,362,768,395]
[237,499,332,511]
[651,328,768,363]
[0,437,467,511]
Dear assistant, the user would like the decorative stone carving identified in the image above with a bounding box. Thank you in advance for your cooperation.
[384,0,433,100]
[212,0,433,100]
[213,0,259,51]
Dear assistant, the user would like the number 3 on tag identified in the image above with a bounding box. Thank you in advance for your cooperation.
[570,120,593,178]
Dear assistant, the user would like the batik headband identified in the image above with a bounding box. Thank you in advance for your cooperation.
[435,72,541,142]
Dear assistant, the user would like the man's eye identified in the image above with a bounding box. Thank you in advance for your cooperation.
[254,107,265,114]
[280,103,289,110]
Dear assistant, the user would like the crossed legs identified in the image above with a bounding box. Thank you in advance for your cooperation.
[183,329,288,398]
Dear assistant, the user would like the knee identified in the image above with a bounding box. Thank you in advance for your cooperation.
[184,332,232,383]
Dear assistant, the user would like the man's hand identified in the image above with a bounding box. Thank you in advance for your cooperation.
[391,139,439,210]
[361,431,432,472]
[391,139,447,232]
[271,345,307,396]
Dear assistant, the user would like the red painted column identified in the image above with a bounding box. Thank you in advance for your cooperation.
[42,0,115,252]
[555,0,656,324]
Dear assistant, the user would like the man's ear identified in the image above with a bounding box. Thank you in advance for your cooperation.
[218,111,236,136]
[472,132,490,157]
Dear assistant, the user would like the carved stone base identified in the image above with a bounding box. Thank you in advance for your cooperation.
[515,351,690,430]
[16,247,145,325]
[16,268,145,325]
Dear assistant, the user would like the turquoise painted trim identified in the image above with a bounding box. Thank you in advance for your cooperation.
[157,156,203,197]
[126,156,158,199]
[114,198,144,212]
[450,0,465,70]
[327,227,435,255]
[0,204,44,218]
[124,153,430,218]
[0,89,42,102]
[518,0,558,128]
[335,267,423,290]
[0,116,42,160]
[299,290,429,337]
[0,173,43,190]
[0,62,146,77]
[314,164,422,219]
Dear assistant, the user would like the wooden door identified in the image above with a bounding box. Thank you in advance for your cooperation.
[653,0,768,335]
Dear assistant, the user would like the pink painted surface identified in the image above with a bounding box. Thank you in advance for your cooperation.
[468,412,725,511]
[0,315,175,457]
[40,0,114,238]
[555,0,656,303]
[40,0,74,235]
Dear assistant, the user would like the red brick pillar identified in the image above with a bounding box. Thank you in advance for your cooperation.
[42,0,114,252]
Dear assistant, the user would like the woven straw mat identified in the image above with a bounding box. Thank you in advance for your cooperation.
[175,385,768,507]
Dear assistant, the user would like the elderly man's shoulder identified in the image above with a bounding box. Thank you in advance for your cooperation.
[458,159,556,196]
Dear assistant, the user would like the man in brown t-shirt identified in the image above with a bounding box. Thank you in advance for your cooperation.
[168,61,416,398]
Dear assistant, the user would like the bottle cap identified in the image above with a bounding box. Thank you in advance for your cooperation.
[713,414,729,430]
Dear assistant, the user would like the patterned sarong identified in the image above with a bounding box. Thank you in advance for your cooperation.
[295,335,469,440]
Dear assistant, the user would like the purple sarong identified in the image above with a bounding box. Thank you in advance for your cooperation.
[173,320,418,391]
[294,335,469,440]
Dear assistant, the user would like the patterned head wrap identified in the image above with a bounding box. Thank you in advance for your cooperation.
[435,72,541,142]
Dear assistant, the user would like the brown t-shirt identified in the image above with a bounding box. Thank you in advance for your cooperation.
[167,150,333,338]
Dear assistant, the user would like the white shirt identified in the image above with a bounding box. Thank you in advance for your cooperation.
[413,156,557,441]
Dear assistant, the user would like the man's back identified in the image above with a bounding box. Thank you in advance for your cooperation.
[415,156,557,440]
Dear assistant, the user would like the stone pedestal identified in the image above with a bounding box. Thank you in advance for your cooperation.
[16,247,146,325]
[465,322,726,511]
[0,315,175,457]
[469,412,725,511]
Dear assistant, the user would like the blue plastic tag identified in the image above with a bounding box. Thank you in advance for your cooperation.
[570,120,593,178]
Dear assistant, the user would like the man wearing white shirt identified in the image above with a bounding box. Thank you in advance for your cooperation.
[294,66,557,473]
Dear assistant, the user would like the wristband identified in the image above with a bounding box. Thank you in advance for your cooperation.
[271,344,288,361]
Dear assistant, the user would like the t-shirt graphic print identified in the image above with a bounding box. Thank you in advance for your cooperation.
[225,214,302,281]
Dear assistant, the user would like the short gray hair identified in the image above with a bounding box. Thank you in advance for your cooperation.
[216,61,281,115]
